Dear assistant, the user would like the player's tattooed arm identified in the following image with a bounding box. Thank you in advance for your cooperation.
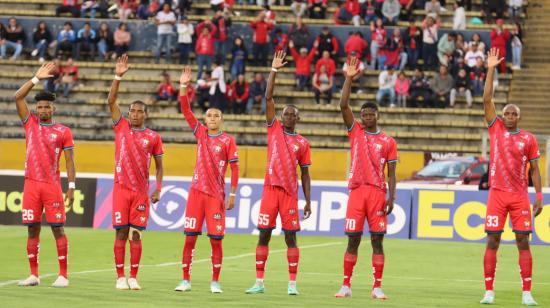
[385,162,397,215]
[266,50,288,124]
[108,54,130,123]
[64,148,76,207]
[151,154,163,203]
[530,161,543,217]
[483,48,503,124]
[300,166,312,220]
[340,56,359,130]
[14,62,55,121]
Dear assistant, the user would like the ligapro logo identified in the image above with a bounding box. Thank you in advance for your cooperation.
[149,185,188,230]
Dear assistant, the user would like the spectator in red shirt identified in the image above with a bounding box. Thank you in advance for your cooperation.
[156,72,177,101]
[56,0,80,17]
[315,51,336,76]
[263,5,277,25]
[490,19,510,73]
[250,11,273,66]
[273,28,289,52]
[308,0,328,19]
[229,74,249,114]
[344,0,361,26]
[315,26,339,59]
[195,26,217,79]
[289,40,318,91]
[344,31,368,59]
[399,0,414,21]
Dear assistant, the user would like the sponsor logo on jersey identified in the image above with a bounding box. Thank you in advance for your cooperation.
[140,216,146,223]
[216,224,222,232]
[292,220,297,226]
[55,213,62,220]
[137,204,146,212]
[213,213,222,220]
[524,220,530,228]
[379,221,385,228]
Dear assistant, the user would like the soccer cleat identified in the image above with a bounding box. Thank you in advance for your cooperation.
[522,291,538,306]
[245,282,265,294]
[210,281,223,293]
[480,290,495,304]
[116,277,129,290]
[287,282,299,295]
[174,280,191,292]
[127,278,141,290]
[18,275,40,287]
[334,285,352,298]
[51,276,69,288]
[371,287,388,300]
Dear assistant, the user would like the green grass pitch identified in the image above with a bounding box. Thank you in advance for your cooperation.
[0,225,549,308]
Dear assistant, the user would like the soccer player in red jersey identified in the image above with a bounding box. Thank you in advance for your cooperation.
[334,57,397,299]
[174,67,239,294]
[479,48,542,306]
[245,51,312,296]
[107,55,164,290]
[15,62,75,288]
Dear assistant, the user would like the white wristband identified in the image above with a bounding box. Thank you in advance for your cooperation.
[68,182,76,189]
[114,75,122,81]
[271,68,278,72]
[229,193,236,197]
[31,76,40,85]
[180,84,188,88]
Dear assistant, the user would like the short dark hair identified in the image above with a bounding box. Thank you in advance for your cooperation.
[35,91,56,102]
[361,102,379,112]
[284,104,299,113]
[129,100,148,113]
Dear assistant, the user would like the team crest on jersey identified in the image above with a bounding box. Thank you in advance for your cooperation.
[137,204,146,212]
[213,213,222,220]
[524,220,530,228]
[55,213,62,220]
[215,145,222,153]
[50,133,58,141]
[380,158,386,164]
[142,139,149,147]
[216,224,222,232]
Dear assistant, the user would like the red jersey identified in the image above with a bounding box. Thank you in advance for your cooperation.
[113,117,164,193]
[488,117,539,193]
[264,118,311,197]
[23,113,74,185]
[347,120,398,192]
[250,21,273,44]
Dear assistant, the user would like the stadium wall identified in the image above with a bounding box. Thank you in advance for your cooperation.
[1,171,549,245]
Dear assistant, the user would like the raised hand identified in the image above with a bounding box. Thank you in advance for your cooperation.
[486,48,504,69]
[345,56,360,78]
[271,50,288,69]
[35,62,56,80]
[115,54,130,77]
[180,66,192,86]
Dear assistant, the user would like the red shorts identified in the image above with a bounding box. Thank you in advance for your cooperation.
[184,189,226,239]
[112,183,150,230]
[258,185,300,233]
[345,185,387,235]
[485,189,532,234]
[22,179,65,226]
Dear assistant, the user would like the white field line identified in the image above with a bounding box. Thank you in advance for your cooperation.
[0,242,342,287]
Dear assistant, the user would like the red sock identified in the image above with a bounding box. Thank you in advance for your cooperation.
[114,239,126,278]
[287,247,299,282]
[372,253,384,289]
[255,245,269,280]
[129,240,142,278]
[343,252,358,287]
[519,249,532,291]
[484,248,497,291]
[26,237,39,277]
[182,236,197,281]
[210,238,223,282]
[55,235,68,278]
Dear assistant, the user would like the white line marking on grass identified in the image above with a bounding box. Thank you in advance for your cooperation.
[0,241,342,287]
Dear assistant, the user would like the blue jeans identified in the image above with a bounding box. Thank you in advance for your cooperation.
[364,13,377,25]
[35,41,48,58]
[231,61,245,78]
[247,95,266,114]
[155,33,173,63]
[178,43,191,64]
[296,74,310,91]
[1,40,23,59]
[370,41,380,69]
[512,45,522,68]
[63,83,73,98]
[407,48,419,69]
[81,7,96,18]
[472,79,484,96]
[196,54,212,79]
[97,40,107,59]
[376,88,396,106]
